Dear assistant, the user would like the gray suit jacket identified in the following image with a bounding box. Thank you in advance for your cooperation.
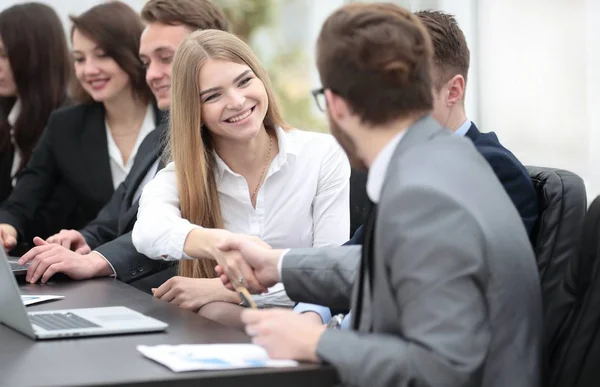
[282,115,543,387]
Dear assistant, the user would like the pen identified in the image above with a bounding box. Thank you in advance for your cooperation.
[231,275,257,309]
[236,286,258,309]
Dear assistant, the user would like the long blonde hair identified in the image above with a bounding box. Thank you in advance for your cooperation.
[167,29,289,278]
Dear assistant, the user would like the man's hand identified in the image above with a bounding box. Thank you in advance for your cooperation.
[242,309,326,362]
[299,311,326,325]
[216,234,283,293]
[0,223,17,251]
[152,277,240,312]
[46,229,91,254]
[19,237,112,283]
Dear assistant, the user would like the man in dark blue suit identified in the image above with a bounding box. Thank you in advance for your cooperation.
[345,10,538,246]
[296,9,539,326]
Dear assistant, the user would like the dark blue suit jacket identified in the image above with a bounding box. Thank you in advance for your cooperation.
[347,122,539,245]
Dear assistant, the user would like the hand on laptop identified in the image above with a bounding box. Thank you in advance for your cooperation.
[0,223,17,251]
[216,234,282,294]
[151,277,240,312]
[46,229,91,254]
[18,237,113,283]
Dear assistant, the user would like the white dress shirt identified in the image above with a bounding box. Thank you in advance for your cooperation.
[105,105,155,189]
[8,99,21,187]
[453,119,472,138]
[277,129,406,278]
[132,127,351,307]
[366,130,406,204]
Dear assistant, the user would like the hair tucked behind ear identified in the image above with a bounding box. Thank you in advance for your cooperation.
[167,29,289,279]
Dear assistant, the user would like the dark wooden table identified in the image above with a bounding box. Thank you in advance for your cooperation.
[0,278,338,387]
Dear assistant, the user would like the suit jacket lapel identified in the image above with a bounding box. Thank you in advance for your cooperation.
[379,115,447,195]
[118,122,168,233]
[122,122,168,205]
[124,150,160,204]
[465,122,480,142]
[81,104,113,201]
[352,115,446,331]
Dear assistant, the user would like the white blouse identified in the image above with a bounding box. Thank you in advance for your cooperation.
[132,127,351,307]
[105,105,155,189]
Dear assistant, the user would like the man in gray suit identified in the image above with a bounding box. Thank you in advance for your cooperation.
[212,3,543,387]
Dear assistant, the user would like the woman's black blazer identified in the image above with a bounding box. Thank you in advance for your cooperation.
[0,102,163,244]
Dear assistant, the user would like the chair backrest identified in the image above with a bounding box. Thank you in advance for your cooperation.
[549,195,600,387]
[526,167,587,364]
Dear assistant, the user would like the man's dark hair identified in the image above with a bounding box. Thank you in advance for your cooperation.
[317,3,433,126]
[415,10,470,90]
[141,0,230,33]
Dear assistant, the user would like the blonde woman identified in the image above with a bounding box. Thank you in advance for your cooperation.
[131,29,350,328]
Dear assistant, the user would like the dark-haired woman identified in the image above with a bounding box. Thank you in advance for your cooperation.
[0,1,163,251]
[0,2,71,201]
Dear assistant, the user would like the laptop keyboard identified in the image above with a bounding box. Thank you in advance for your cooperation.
[30,312,101,331]
[10,261,30,270]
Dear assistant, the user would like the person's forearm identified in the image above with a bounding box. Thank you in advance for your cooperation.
[183,228,230,260]
[219,286,242,304]
[87,252,117,277]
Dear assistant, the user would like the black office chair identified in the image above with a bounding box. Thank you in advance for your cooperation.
[526,167,587,386]
[549,195,600,387]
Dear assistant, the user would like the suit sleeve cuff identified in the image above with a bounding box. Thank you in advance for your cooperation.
[277,249,290,280]
[90,251,117,278]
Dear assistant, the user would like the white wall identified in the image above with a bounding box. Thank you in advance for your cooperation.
[478,0,589,174]
[409,0,598,199]
[585,0,600,197]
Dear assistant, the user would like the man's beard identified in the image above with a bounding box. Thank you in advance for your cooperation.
[328,114,367,171]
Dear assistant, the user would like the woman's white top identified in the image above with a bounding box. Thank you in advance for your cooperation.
[105,104,155,189]
[132,126,351,307]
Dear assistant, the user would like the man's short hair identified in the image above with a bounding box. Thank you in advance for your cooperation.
[317,3,433,126]
[141,0,230,33]
[415,10,470,90]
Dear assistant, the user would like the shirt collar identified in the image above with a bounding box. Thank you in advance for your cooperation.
[214,126,298,182]
[453,119,471,137]
[366,130,406,204]
[8,99,21,127]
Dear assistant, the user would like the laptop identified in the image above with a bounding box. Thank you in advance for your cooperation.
[7,255,29,276]
[0,250,168,340]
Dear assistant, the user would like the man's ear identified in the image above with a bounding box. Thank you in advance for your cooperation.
[325,89,351,121]
[447,74,466,106]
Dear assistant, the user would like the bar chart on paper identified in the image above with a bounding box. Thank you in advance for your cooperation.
[137,344,298,372]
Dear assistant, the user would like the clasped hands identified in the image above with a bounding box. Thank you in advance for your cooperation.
[213,233,281,294]
[213,233,326,363]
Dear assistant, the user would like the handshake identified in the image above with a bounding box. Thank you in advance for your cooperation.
[211,232,285,295]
